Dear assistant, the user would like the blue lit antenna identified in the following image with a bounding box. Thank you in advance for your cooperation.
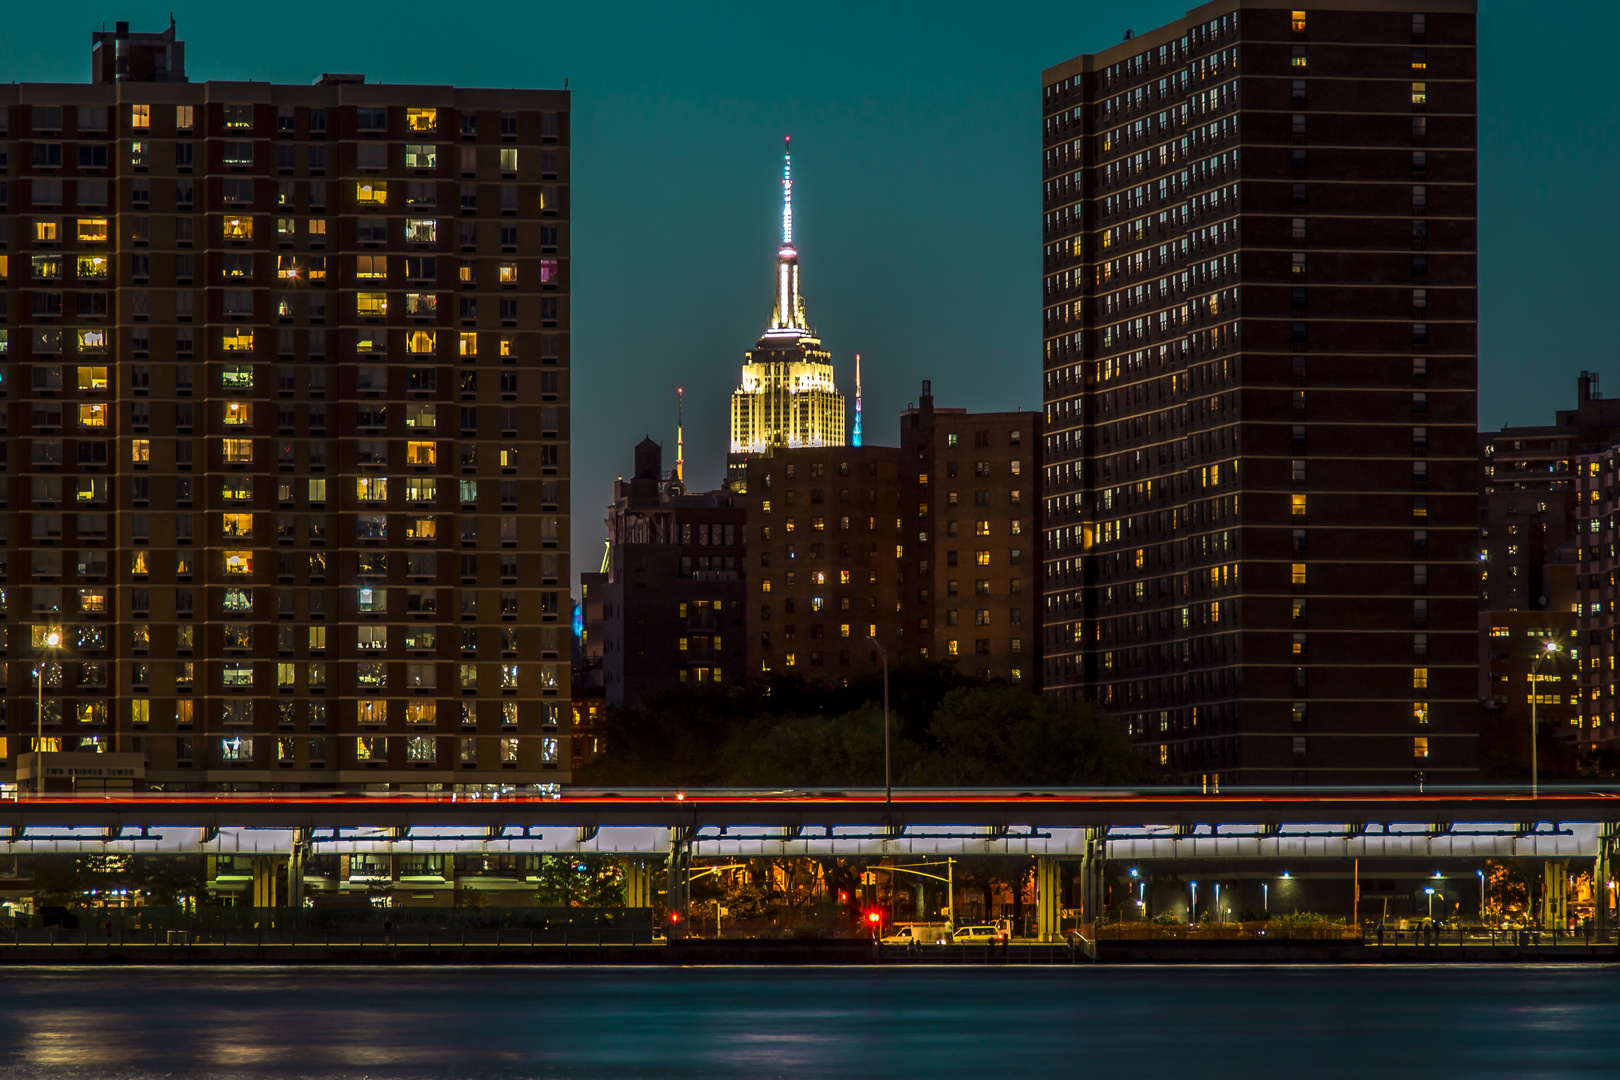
[852,353,863,447]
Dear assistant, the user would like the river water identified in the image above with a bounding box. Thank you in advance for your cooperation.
[0,965,1613,1078]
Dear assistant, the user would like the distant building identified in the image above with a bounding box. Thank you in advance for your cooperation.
[1574,440,1620,750]
[601,440,746,708]
[727,141,845,490]
[1041,2,1479,785]
[743,386,1041,687]
[1479,372,1620,612]
[900,383,1042,687]
[744,445,906,683]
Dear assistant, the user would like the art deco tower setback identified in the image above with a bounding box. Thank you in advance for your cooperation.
[728,141,846,488]
[1041,2,1478,784]
[0,22,571,790]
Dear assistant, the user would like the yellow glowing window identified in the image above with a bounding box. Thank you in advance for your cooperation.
[1413,667,1429,690]
[221,478,253,501]
[1413,736,1429,759]
[307,257,327,282]
[1413,702,1430,724]
[131,104,151,129]
[459,332,478,356]
[357,699,387,725]
[500,148,518,172]
[221,364,254,390]
[131,439,151,464]
[406,701,437,725]
[947,640,959,656]
[1290,10,1306,31]
[75,254,109,279]
[222,402,252,426]
[222,217,253,240]
[357,181,388,206]
[130,551,150,575]
[1291,494,1307,516]
[223,551,254,575]
[407,330,436,354]
[407,441,437,466]
[976,550,991,567]
[35,220,60,242]
[840,570,851,585]
[406,108,437,133]
[222,513,253,538]
[223,439,253,463]
[976,521,991,536]
[498,262,519,284]
[1411,82,1427,106]
[357,292,388,317]
[356,478,388,502]
[76,366,108,391]
[499,336,514,357]
[407,517,437,540]
[1291,563,1307,585]
[76,329,108,353]
[77,701,107,724]
[500,446,519,468]
[356,255,387,279]
[78,404,108,428]
[77,218,109,242]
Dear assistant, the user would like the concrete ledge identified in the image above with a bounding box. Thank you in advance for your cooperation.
[0,939,878,966]
[1091,939,1620,963]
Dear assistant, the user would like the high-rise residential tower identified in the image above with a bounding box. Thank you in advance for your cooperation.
[728,140,845,489]
[0,23,571,791]
[1041,2,1478,785]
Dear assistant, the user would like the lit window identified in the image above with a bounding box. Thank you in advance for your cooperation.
[35,219,60,242]
[76,366,108,391]
[459,332,478,356]
[356,478,388,502]
[221,364,253,390]
[1291,45,1307,68]
[222,402,252,426]
[223,551,253,575]
[76,254,109,279]
[221,217,253,240]
[406,218,437,243]
[500,147,519,172]
[1411,82,1427,106]
[357,292,388,317]
[405,143,437,169]
[222,513,253,538]
[1413,667,1429,690]
[407,330,436,354]
[407,441,437,466]
[77,218,109,242]
[1291,563,1307,585]
[1413,702,1430,724]
[1413,736,1430,759]
[1291,494,1307,516]
[222,439,252,464]
[357,180,388,206]
[1290,9,1306,31]
[406,107,437,132]
[78,404,108,428]
[130,104,151,129]
[356,255,387,279]
[499,262,518,284]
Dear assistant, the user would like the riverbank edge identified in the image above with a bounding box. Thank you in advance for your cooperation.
[1,940,1617,964]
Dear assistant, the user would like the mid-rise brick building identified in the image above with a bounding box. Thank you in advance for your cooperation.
[0,22,571,790]
[1041,1,1479,784]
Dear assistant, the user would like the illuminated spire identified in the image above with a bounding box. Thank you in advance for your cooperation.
[852,353,863,447]
[769,136,808,334]
[675,387,685,484]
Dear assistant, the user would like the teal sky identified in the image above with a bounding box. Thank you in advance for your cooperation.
[5,2,1616,585]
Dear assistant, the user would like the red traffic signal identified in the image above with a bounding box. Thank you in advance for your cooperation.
[866,911,881,924]
[669,911,681,924]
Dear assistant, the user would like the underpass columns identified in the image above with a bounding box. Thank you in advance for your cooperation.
[251,856,280,908]
[1542,858,1568,930]
[287,830,308,911]
[1036,857,1062,942]
[665,828,693,936]
[1079,827,1105,929]
[623,858,653,909]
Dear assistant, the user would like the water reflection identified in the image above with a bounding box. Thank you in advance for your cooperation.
[0,966,1614,1078]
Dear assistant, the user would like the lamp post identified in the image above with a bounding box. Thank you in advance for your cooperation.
[35,628,61,753]
[1529,640,1561,801]
[867,634,890,806]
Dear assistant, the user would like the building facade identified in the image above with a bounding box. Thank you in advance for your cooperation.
[727,141,845,489]
[1041,1,1479,784]
[601,439,746,708]
[1574,441,1620,751]
[745,445,905,683]
[901,383,1042,687]
[0,24,571,789]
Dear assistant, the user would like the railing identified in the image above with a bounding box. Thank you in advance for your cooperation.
[0,925,661,948]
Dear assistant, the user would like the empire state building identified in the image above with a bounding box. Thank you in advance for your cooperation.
[727,139,846,488]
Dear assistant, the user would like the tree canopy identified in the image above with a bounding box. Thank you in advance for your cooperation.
[577,661,1151,788]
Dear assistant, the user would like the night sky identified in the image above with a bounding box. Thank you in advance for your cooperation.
[6,2,1616,589]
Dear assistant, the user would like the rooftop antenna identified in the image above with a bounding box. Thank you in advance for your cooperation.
[675,387,685,484]
[852,354,863,447]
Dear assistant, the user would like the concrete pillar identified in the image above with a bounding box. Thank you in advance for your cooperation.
[623,858,652,909]
[1036,857,1062,942]
[287,831,307,911]
[251,856,280,909]
[664,836,692,937]
[1599,827,1615,933]
[1543,859,1568,930]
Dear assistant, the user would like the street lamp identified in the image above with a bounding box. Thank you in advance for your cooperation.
[1477,868,1486,922]
[867,634,890,806]
[1425,886,1436,922]
[1190,881,1198,926]
[35,628,61,753]
[1530,640,1561,801]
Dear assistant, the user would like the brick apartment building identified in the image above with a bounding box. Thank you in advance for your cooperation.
[1040,1,1479,783]
[0,22,571,789]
